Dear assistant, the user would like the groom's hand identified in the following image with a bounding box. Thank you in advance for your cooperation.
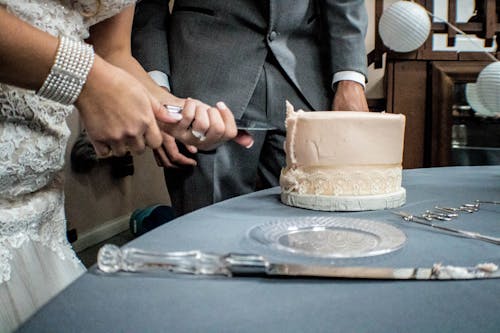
[332,80,368,112]
[153,132,198,168]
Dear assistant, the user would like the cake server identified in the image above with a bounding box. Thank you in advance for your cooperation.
[392,211,500,245]
[96,244,499,280]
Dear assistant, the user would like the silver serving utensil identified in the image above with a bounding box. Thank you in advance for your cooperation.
[438,206,460,212]
[419,214,434,221]
[461,207,476,213]
[463,203,480,210]
[433,207,459,217]
[391,211,429,223]
[423,210,453,221]
[96,244,500,280]
[476,200,500,205]
[392,211,500,245]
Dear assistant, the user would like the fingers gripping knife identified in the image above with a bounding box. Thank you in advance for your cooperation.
[164,105,206,141]
[97,244,500,280]
[165,105,275,132]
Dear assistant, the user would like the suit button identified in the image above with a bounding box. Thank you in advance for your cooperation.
[268,31,278,41]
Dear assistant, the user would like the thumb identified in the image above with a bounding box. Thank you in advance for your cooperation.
[92,141,112,158]
[185,143,198,154]
[233,130,254,149]
[143,110,163,150]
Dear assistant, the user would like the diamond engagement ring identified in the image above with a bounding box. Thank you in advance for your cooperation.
[163,104,207,141]
[191,129,207,142]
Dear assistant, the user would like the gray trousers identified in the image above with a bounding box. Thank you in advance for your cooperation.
[165,55,312,216]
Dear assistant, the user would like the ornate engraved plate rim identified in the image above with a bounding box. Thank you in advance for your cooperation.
[247,216,407,259]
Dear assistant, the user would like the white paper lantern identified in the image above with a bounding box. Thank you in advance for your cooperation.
[379,1,431,53]
[477,62,500,115]
[465,83,494,117]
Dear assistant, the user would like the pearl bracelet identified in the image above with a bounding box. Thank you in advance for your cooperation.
[37,36,95,105]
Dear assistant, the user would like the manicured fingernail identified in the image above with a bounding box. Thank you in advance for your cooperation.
[165,105,183,113]
[245,140,255,149]
[167,110,183,120]
[216,101,228,110]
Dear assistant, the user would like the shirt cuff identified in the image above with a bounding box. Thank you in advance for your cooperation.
[332,71,366,90]
[148,70,171,91]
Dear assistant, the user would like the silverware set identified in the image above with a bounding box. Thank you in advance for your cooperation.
[391,200,500,246]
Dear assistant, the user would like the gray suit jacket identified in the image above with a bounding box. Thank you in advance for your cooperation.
[132,0,368,118]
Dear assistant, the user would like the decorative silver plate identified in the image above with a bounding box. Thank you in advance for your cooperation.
[248,217,406,258]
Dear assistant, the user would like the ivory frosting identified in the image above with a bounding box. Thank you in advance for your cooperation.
[280,102,406,211]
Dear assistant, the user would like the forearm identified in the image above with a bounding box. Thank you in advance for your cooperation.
[321,0,368,77]
[89,5,178,103]
[0,7,57,90]
[103,52,171,100]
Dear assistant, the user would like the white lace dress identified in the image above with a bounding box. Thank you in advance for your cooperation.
[0,0,135,331]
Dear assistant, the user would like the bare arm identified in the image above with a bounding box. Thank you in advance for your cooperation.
[88,6,182,106]
[0,7,169,156]
[0,7,58,90]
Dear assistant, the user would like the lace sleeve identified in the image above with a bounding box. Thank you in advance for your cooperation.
[84,0,136,27]
[0,0,88,38]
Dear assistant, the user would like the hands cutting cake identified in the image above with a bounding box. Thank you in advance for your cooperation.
[149,89,255,167]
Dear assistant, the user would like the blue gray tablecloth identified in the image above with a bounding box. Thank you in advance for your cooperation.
[18,166,500,332]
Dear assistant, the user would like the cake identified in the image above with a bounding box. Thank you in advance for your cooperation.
[280,102,406,211]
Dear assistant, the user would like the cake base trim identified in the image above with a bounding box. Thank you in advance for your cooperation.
[281,188,406,211]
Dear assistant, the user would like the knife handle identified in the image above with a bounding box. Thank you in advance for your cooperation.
[96,244,271,276]
[97,244,231,276]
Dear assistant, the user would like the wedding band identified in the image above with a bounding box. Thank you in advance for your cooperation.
[191,129,207,142]
[98,149,113,159]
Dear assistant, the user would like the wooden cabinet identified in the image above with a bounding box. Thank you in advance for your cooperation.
[386,60,499,168]
[369,0,499,169]
[385,61,428,168]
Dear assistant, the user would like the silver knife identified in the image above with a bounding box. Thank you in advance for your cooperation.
[392,211,500,245]
[164,105,275,131]
[97,244,500,280]
[233,119,277,131]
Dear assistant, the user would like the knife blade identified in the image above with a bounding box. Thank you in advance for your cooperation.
[97,244,500,280]
[234,119,277,131]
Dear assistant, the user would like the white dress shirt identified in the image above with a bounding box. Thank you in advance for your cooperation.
[148,70,366,92]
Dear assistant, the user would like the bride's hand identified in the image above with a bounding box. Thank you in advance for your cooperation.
[75,57,181,157]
